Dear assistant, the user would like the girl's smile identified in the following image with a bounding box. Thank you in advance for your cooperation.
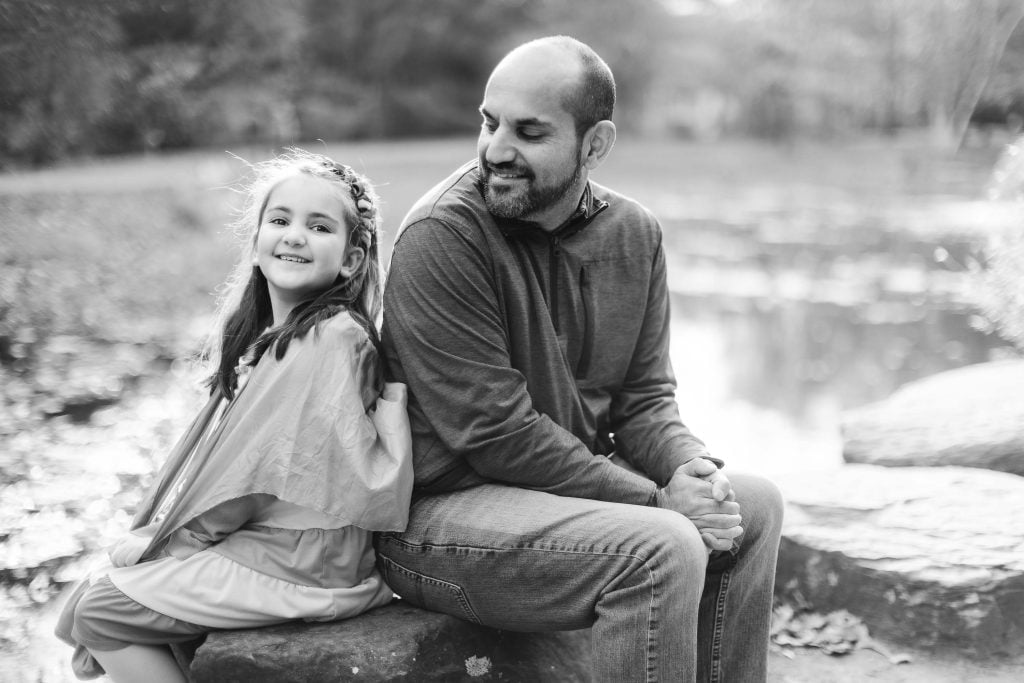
[275,253,310,263]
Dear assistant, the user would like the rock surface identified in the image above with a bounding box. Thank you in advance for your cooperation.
[841,359,1024,475]
[775,463,1024,659]
[190,601,591,682]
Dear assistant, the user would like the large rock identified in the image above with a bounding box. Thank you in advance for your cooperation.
[841,359,1024,476]
[776,464,1024,658]
[190,601,591,682]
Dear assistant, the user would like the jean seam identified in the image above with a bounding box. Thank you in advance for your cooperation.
[383,536,655,558]
[645,557,656,683]
[707,554,737,683]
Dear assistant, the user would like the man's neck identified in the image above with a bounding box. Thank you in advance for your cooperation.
[532,184,589,233]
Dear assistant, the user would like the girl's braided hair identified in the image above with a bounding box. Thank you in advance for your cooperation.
[208,148,384,399]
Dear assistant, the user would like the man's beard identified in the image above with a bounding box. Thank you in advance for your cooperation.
[482,158,583,220]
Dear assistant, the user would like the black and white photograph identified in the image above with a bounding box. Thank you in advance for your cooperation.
[1,1,1023,681]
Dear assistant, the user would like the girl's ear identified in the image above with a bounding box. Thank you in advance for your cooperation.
[339,246,365,278]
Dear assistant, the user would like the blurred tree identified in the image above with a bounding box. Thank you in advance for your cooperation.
[4,0,1020,164]
[895,0,1024,147]
[647,0,1024,143]
[301,0,530,138]
[745,0,1024,145]
[185,0,307,147]
[0,0,673,162]
[972,17,1024,139]
[0,0,122,164]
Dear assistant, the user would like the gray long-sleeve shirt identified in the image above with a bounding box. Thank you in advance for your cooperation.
[382,161,714,506]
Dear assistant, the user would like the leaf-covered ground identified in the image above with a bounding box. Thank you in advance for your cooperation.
[0,363,205,682]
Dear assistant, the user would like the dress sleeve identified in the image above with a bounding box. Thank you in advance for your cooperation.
[163,493,275,560]
[384,218,658,504]
[609,237,722,486]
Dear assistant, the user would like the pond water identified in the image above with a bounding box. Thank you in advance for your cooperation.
[660,205,1014,476]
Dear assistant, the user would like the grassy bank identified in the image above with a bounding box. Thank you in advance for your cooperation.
[0,134,1013,419]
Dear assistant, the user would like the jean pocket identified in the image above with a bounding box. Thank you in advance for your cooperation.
[378,555,482,625]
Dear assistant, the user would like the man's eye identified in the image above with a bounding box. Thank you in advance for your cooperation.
[481,120,497,132]
[519,130,543,141]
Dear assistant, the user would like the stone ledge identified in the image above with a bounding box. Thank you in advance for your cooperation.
[189,601,591,682]
[841,359,1024,475]
[775,464,1024,659]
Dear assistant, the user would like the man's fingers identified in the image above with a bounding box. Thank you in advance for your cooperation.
[702,525,744,541]
[693,513,742,529]
[710,478,732,502]
[700,532,734,552]
[690,499,741,516]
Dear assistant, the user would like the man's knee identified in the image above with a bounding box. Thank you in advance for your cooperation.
[641,508,708,578]
[731,473,785,543]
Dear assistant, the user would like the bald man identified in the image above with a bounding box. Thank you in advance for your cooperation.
[377,36,783,682]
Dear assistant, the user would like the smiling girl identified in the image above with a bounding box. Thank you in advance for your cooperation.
[56,149,412,683]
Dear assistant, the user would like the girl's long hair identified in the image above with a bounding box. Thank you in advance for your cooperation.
[207,149,383,399]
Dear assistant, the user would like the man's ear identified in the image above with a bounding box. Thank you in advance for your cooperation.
[339,246,365,278]
[581,120,616,171]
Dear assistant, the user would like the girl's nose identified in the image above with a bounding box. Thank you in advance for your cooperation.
[283,225,306,246]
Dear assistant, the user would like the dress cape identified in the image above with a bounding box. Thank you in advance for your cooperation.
[133,312,412,562]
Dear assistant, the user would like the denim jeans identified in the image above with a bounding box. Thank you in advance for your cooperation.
[375,472,783,682]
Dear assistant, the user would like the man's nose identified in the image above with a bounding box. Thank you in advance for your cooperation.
[483,126,516,166]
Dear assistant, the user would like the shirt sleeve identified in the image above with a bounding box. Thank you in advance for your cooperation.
[609,237,722,486]
[383,217,658,504]
[163,493,275,560]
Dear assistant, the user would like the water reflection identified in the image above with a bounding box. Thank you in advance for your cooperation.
[662,210,1014,475]
[676,294,1005,419]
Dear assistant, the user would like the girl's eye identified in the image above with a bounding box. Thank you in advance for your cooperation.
[268,217,287,226]
[311,224,331,233]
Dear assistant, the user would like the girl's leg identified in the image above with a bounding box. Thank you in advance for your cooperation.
[90,645,187,683]
[70,576,208,681]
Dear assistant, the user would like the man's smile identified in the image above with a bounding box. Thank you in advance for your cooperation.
[487,165,531,181]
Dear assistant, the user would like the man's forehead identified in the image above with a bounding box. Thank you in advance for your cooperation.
[480,76,574,126]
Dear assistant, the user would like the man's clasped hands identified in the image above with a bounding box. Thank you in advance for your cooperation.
[654,458,743,553]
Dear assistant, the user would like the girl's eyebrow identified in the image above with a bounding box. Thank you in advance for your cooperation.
[307,212,339,222]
